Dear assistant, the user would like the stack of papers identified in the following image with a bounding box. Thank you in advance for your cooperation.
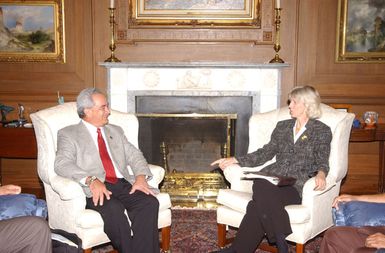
[241,171,296,186]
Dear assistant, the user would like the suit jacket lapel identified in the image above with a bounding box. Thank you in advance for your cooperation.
[295,119,315,146]
[288,119,296,145]
[78,122,105,169]
[78,122,98,152]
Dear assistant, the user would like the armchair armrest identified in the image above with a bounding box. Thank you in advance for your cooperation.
[50,175,85,200]
[148,164,165,188]
[223,164,264,193]
[302,176,337,199]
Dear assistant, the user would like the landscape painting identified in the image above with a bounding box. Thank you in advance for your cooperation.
[144,0,245,10]
[336,0,385,62]
[0,0,64,62]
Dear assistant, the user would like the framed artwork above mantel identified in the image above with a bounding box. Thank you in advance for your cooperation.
[115,0,275,44]
[129,0,261,28]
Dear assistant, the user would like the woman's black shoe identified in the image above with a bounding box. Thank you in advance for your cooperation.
[210,245,236,253]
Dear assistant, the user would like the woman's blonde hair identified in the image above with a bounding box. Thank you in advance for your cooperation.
[288,85,322,119]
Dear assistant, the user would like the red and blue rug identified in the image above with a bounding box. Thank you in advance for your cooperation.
[92,207,322,252]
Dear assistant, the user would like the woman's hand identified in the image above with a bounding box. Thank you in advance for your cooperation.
[210,157,238,171]
[314,170,326,191]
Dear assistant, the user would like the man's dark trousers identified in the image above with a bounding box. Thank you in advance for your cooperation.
[86,178,160,253]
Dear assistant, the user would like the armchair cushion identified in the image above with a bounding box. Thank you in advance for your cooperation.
[217,189,251,214]
[333,201,385,227]
[76,209,104,229]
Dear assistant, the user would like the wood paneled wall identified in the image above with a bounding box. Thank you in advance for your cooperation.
[0,0,94,121]
[0,0,384,195]
[296,0,385,194]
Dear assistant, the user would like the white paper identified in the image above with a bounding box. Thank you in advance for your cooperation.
[242,171,279,185]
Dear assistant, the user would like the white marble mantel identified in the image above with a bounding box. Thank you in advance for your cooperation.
[100,62,289,114]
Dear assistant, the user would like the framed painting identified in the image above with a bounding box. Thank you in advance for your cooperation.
[128,0,261,28]
[0,0,65,63]
[336,0,385,63]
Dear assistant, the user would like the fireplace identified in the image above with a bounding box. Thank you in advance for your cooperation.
[137,113,236,172]
[101,61,287,206]
[137,113,236,206]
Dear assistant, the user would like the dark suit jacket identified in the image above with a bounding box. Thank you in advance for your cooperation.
[236,118,332,195]
[54,121,152,197]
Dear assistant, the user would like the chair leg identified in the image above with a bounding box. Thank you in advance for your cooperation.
[161,226,171,252]
[296,243,304,253]
[218,223,227,247]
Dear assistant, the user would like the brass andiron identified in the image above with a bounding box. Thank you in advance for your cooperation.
[269,7,285,63]
[160,141,170,173]
[221,143,228,158]
[104,6,121,62]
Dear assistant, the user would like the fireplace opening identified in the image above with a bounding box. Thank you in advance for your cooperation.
[135,96,252,207]
[138,114,236,172]
[137,113,236,206]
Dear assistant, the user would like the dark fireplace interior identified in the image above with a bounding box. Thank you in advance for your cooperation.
[138,116,236,172]
[136,96,253,172]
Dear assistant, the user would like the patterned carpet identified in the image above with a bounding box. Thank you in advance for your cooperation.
[170,207,323,253]
[92,207,323,252]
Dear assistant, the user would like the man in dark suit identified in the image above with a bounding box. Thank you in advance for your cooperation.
[55,88,160,253]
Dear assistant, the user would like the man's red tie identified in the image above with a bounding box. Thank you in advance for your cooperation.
[97,128,117,183]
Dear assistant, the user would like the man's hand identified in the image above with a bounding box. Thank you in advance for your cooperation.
[365,233,385,249]
[89,179,112,206]
[314,170,326,191]
[332,194,357,210]
[210,157,238,171]
[0,184,21,196]
[130,175,155,196]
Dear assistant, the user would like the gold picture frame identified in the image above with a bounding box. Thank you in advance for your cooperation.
[128,0,261,28]
[0,0,65,63]
[336,0,385,63]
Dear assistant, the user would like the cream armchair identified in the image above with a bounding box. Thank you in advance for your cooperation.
[31,102,172,253]
[216,104,354,253]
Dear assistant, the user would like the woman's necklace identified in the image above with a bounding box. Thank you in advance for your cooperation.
[295,118,309,134]
[295,123,301,134]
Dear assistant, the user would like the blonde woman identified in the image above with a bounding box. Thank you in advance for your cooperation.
[211,86,331,253]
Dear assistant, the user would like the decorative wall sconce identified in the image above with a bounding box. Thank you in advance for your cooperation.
[269,0,285,63]
[105,0,121,62]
